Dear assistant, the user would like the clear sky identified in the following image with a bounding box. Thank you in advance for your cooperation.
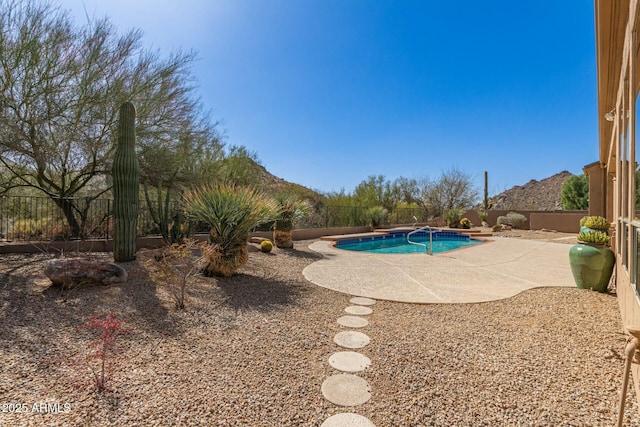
[56,0,597,196]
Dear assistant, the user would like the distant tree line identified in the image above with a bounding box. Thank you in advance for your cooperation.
[322,168,480,223]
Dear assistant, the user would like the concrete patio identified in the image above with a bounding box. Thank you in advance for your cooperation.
[303,237,576,304]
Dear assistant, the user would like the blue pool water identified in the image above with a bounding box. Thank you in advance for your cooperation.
[335,231,481,254]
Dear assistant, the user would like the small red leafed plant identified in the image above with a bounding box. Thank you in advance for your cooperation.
[76,313,131,392]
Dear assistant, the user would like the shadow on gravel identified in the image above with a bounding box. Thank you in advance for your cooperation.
[275,246,324,260]
[215,274,306,313]
[0,253,55,283]
[0,254,180,362]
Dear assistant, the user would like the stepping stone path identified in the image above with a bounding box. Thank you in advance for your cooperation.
[344,305,373,316]
[333,331,370,349]
[329,351,371,372]
[321,296,377,426]
[321,413,376,427]
[336,315,368,328]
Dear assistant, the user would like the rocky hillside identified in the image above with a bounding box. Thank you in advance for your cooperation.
[249,160,326,206]
[257,158,575,212]
[489,171,574,211]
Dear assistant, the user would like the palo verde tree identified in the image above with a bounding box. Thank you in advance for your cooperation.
[351,175,417,211]
[0,0,221,237]
[353,175,387,208]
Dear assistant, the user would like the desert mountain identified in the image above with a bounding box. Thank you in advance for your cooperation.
[255,157,575,212]
[489,171,574,211]
[248,160,326,206]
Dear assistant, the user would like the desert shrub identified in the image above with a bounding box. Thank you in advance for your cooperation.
[460,218,471,229]
[505,212,527,229]
[496,213,527,229]
[445,209,463,228]
[48,224,72,240]
[429,216,447,227]
[142,239,205,309]
[260,240,273,253]
[364,206,388,228]
[477,211,488,222]
[12,219,41,239]
[38,217,72,240]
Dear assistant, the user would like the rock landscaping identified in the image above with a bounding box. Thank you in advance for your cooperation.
[44,257,128,288]
[0,238,638,426]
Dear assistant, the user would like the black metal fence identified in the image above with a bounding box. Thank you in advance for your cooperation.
[0,195,427,242]
[320,205,428,228]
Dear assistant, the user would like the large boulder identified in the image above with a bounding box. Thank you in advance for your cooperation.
[44,257,127,288]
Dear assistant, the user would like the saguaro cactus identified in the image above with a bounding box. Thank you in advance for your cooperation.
[113,102,139,262]
[483,170,490,211]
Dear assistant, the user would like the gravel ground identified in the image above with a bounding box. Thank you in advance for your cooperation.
[0,234,639,426]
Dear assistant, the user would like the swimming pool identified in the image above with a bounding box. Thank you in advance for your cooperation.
[335,230,482,254]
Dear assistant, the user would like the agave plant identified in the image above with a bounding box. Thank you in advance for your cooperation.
[185,184,279,276]
[273,194,310,248]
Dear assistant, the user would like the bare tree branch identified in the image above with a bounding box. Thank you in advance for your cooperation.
[0,0,222,236]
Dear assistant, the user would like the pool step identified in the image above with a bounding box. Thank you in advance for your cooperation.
[454,228,492,239]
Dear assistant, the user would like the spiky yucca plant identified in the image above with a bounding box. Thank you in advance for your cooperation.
[273,194,310,248]
[185,184,279,276]
[364,206,387,229]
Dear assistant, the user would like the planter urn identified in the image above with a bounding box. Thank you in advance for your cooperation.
[568,242,615,292]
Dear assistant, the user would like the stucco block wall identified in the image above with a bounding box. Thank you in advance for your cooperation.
[463,210,586,232]
[529,212,584,233]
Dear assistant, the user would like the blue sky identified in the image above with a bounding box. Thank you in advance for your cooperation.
[57,0,597,196]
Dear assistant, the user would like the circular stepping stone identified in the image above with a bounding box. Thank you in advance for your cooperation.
[345,305,373,316]
[337,315,368,328]
[321,413,376,427]
[350,297,376,306]
[334,331,370,349]
[321,374,371,406]
[329,351,371,372]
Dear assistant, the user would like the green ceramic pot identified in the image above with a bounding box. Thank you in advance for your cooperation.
[569,242,615,292]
